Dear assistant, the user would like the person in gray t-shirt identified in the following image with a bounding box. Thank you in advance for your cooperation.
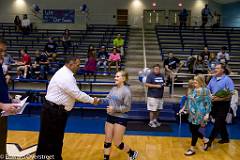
[100,71,138,160]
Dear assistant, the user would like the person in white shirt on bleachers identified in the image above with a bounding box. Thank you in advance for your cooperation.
[217,46,230,65]
[21,14,31,35]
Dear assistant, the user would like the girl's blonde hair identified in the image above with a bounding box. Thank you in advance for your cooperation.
[194,74,207,96]
[117,70,129,85]
[194,74,206,88]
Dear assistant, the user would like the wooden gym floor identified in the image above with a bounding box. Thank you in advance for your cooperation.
[7,130,240,160]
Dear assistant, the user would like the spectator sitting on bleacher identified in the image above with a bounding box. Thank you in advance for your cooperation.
[108,47,121,72]
[3,52,15,84]
[217,46,230,65]
[200,47,210,61]
[21,14,31,35]
[62,29,71,54]
[1,62,11,85]
[208,52,218,73]
[84,49,97,79]
[16,49,31,79]
[164,52,181,85]
[44,37,58,60]
[48,54,60,74]
[113,33,124,56]
[30,50,40,79]
[3,52,15,65]
[14,15,21,32]
[193,55,208,74]
[88,44,95,52]
[186,56,196,74]
[97,45,109,73]
[201,4,213,28]
[38,51,49,80]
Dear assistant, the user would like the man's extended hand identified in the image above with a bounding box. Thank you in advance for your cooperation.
[1,103,18,114]
[93,97,100,105]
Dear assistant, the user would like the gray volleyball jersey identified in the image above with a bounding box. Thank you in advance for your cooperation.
[101,85,132,118]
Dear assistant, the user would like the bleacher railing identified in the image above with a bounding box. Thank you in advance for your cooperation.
[170,73,240,97]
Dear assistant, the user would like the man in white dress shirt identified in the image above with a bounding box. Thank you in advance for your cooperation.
[35,57,99,160]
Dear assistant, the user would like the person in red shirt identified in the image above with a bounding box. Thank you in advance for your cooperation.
[16,48,31,79]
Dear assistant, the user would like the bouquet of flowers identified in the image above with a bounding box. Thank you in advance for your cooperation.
[214,88,231,98]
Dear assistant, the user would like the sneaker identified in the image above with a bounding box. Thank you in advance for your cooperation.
[148,121,157,128]
[203,137,209,144]
[153,120,161,127]
[203,142,212,151]
[184,149,195,156]
[129,151,138,160]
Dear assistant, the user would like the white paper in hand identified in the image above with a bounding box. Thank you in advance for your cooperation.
[1,97,29,117]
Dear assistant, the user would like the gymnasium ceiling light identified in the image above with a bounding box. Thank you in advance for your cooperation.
[132,0,142,8]
[16,0,26,6]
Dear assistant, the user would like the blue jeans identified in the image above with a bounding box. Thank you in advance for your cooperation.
[40,65,47,79]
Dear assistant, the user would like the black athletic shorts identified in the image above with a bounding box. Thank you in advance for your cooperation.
[106,115,128,127]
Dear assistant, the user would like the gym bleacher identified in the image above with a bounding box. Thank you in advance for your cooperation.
[156,25,240,94]
[1,23,240,122]
[0,22,139,119]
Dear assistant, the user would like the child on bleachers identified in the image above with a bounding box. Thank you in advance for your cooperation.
[97,45,109,73]
[108,47,121,72]
[16,49,31,79]
[208,52,218,73]
[193,55,208,74]
[84,49,97,79]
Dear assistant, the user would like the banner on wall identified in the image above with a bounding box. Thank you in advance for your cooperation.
[43,9,75,23]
